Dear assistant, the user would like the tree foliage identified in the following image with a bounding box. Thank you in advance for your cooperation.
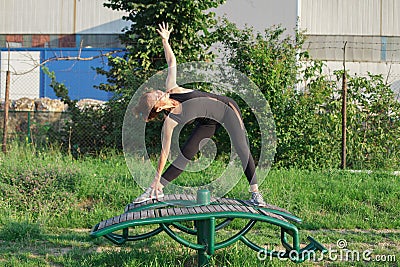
[216,19,400,169]
[344,72,400,169]
[96,0,225,150]
[215,19,304,166]
[100,0,224,91]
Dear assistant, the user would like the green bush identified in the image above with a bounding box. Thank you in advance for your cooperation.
[216,20,400,169]
[344,72,400,169]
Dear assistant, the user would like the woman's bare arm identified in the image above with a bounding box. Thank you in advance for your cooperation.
[150,116,177,194]
[157,22,178,90]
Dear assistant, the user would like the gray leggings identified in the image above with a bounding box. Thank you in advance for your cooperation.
[161,107,257,186]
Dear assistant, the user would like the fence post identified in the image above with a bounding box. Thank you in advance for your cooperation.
[2,70,11,153]
[27,111,32,143]
[341,42,347,169]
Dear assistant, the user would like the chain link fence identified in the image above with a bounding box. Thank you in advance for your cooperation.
[0,107,118,155]
[0,110,67,145]
[0,47,120,154]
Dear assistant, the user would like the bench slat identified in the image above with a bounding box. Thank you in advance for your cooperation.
[105,217,114,227]
[112,215,121,225]
[216,198,241,205]
[192,206,204,214]
[119,213,128,223]
[126,205,289,223]
[138,210,148,219]
[201,206,212,213]
[220,205,231,212]
[212,205,226,212]
[246,206,258,214]
[259,209,288,222]
[188,207,197,215]
[160,208,168,217]
[174,207,183,215]
[181,207,189,215]
[98,220,106,230]
[206,205,218,213]
[167,208,176,216]
[263,204,292,215]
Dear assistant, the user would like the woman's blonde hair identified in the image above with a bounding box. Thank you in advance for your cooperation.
[133,91,160,122]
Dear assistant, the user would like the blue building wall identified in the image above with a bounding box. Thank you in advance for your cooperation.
[42,48,124,101]
[1,47,125,101]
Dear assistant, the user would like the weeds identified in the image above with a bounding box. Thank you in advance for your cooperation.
[0,221,42,242]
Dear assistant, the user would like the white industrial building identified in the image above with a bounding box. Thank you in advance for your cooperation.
[0,0,129,100]
[0,0,128,48]
[299,0,400,97]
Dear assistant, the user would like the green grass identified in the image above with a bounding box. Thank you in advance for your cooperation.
[0,227,398,267]
[0,144,399,266]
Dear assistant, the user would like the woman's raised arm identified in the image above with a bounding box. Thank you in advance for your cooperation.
[157,22,178,90]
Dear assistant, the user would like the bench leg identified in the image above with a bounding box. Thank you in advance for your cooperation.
[196,189,216,266]
[197,217,216,266]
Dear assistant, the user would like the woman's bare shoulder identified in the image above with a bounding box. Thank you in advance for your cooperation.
[167,86,193,94]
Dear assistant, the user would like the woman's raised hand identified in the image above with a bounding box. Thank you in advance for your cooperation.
[157,22,173,41]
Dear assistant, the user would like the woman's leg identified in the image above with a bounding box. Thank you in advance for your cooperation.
[223,103,257,186]
[223,104,266,205]
[160,123,219,186]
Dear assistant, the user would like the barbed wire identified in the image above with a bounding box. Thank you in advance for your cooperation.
[3,43,400,55]
[303,40,400,45]
[302,46,400,52]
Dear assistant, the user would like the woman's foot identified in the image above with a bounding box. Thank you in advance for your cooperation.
[245,192,266,207]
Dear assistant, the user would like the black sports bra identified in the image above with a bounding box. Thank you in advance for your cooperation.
[168,90,239,125]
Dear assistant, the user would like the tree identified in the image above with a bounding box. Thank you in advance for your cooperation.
[97,0,225,150]
[343,72,400,169]
[215,19,400,169]
[215,19,305,166]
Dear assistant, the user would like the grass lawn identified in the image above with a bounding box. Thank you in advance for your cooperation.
[0,145,399,266]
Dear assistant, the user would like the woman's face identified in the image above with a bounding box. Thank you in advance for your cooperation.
[153,90,170,110]
[154,90,164,100]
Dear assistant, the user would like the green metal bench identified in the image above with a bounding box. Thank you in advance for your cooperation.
[91,190,327,266]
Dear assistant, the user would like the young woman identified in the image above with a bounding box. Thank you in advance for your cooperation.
[133,22,266,206]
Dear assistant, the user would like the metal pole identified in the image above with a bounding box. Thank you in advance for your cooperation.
[2,70,10,153]
[2,42,11,153]
[27,111,32,143]
[341,42,347,169]
[196,189,214,267]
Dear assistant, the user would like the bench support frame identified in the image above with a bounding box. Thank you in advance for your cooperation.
[91,190,327,266]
